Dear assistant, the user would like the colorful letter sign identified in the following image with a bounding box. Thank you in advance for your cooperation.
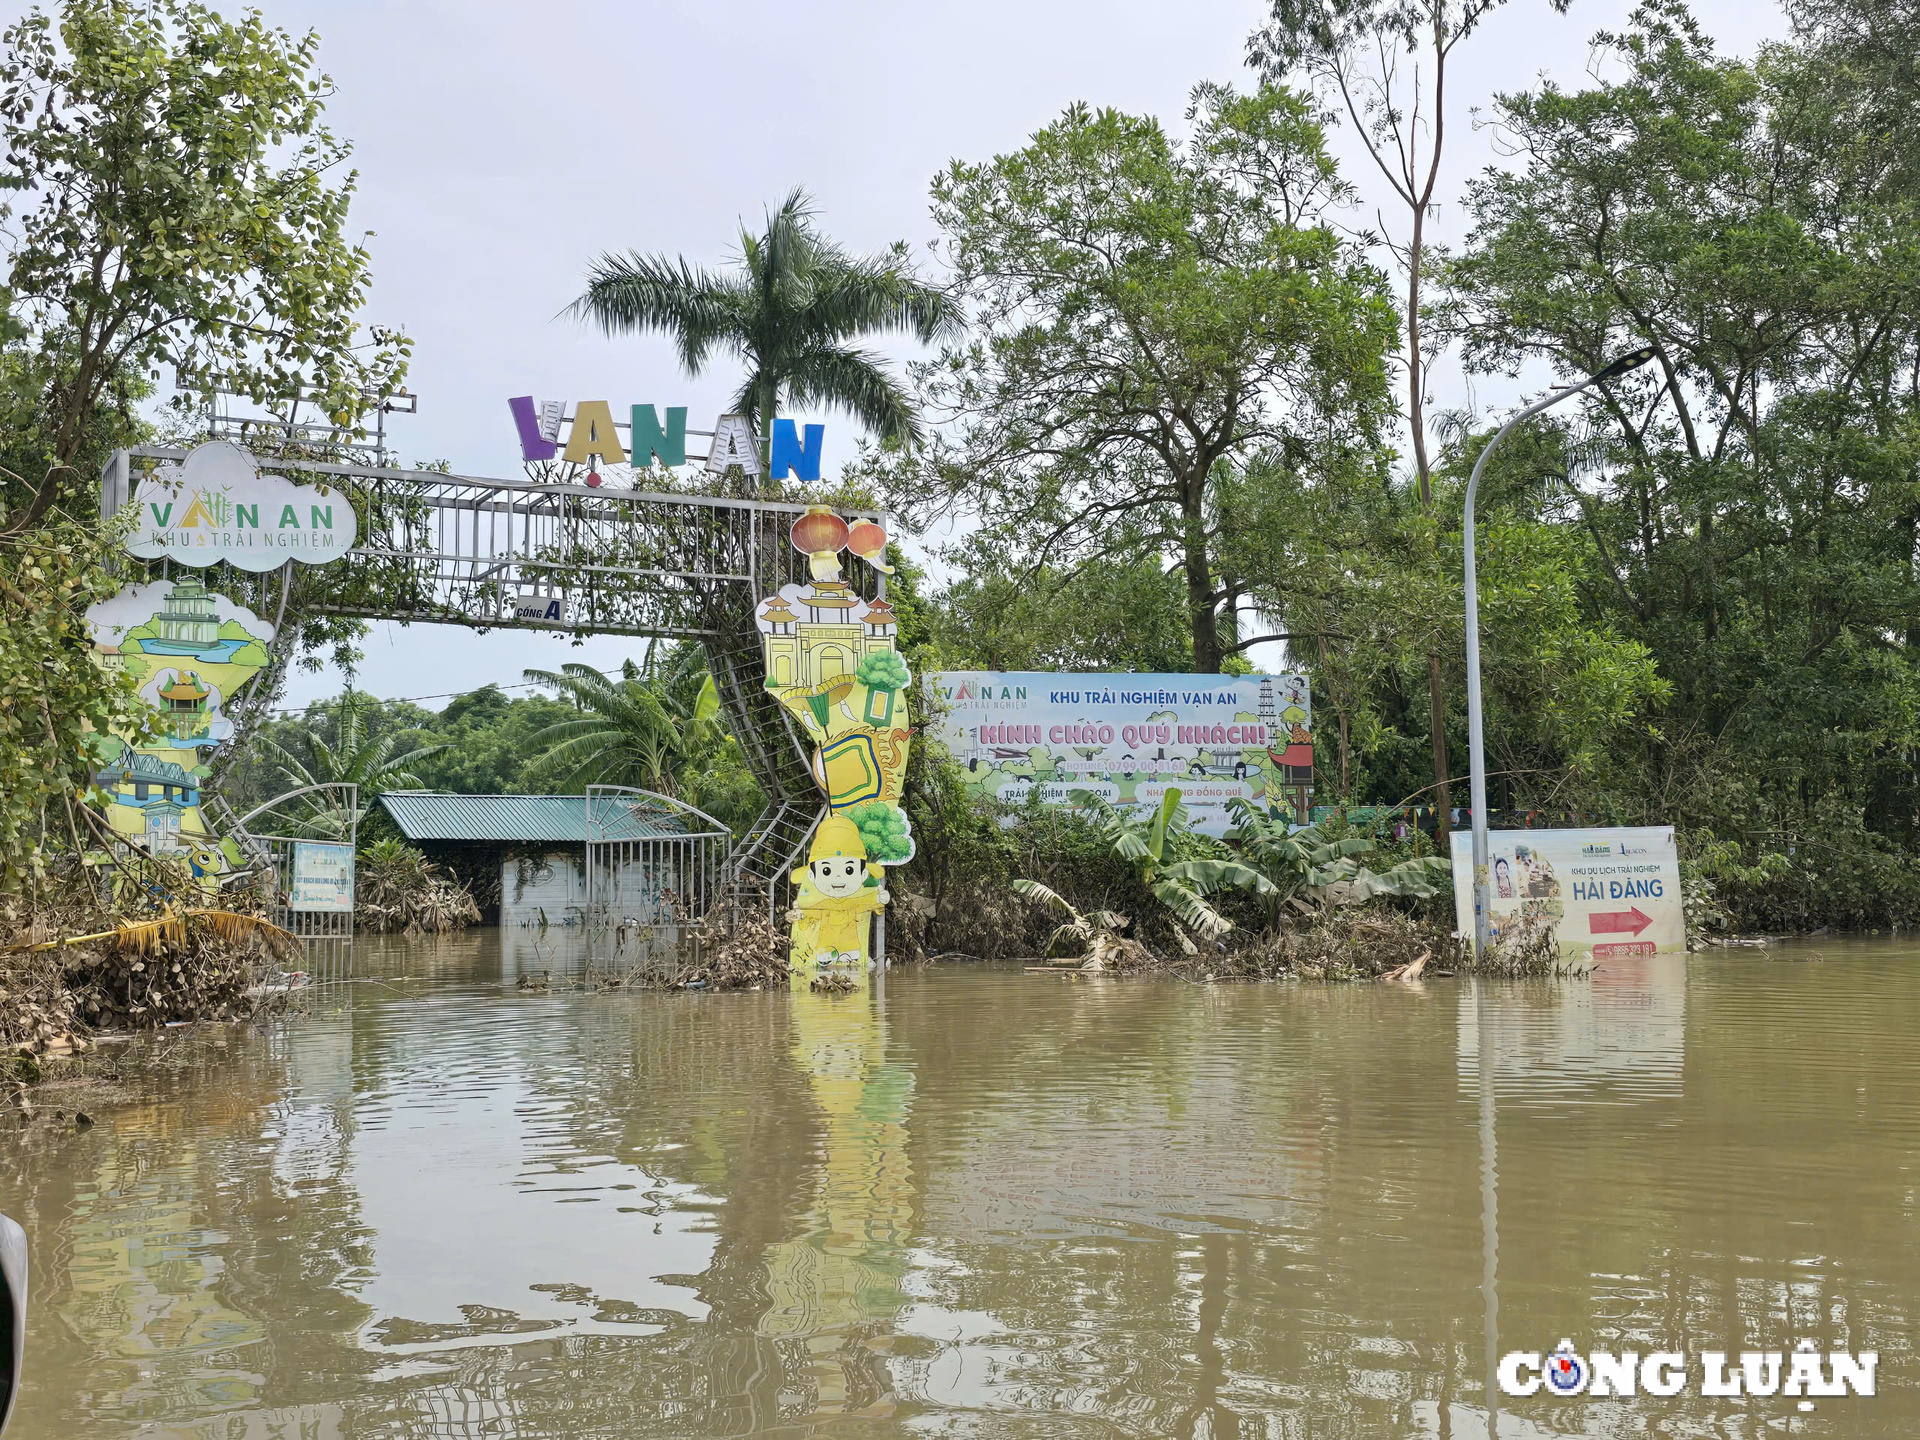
[768,419,825,481]
[509,397,813,485]
[121,441,357,571]
[630,405,687,467]
[756,507,911,986]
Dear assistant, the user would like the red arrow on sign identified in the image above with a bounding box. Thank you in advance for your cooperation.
[1590,906,1652,936]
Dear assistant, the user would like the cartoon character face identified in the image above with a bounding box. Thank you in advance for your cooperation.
[809,855,867,898]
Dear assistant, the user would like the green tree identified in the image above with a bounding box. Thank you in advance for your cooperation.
[524,647,723,797]
[1249,0,1560,840]
[0,513,153,891]
[1446,0,1920,850]
[407,689,570,794]
[256,690,446,836]
[0,0,407,532]
[928,555,1200,673]
[567,189,960,467]
[883,84,1395,673]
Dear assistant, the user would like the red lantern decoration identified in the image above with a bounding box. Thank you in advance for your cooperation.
[790,505,850,555]
[847,518,895,573]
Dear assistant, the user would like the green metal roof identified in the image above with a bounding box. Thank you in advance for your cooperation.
[377,793,723,844]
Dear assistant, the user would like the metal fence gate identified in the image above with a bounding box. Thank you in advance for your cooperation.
[583,786,732,983]
[227,784,358,987]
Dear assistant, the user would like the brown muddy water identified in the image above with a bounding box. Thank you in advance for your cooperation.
[1,931,1915,1438]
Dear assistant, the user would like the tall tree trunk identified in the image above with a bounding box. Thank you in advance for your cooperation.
[1408,184,1452,845]
[1182,491,1220,672]
[1400,73,1453,845]
[757,376,778,498]
[1427,653,1451,840]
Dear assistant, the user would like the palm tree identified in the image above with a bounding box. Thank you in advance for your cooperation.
[567,188,961,461]
[524,647,721,796]
[257,691,446,838]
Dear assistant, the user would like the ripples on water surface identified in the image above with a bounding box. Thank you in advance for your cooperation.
[2,932,1914,1437]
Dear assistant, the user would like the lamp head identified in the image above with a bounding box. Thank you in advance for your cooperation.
[1593,346,1658,382]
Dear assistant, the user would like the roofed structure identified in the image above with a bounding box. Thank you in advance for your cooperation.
[378,792,728,845]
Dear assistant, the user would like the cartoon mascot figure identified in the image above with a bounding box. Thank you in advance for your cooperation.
[787,814,889,979]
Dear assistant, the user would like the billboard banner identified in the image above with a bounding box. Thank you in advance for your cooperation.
[1448,826,1683,957]
[927,671,1313,836]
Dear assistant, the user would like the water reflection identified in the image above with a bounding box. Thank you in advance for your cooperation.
[0,934,1914,1437]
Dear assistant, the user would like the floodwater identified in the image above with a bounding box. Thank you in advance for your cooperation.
[2,933,1915,1438]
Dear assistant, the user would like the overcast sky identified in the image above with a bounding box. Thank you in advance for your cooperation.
[143,0,1788,711]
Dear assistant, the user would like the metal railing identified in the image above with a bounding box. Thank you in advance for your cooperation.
[108,444,882,914]
[583,786,734,984]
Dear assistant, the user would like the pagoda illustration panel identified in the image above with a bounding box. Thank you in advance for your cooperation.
[86,579,277,873]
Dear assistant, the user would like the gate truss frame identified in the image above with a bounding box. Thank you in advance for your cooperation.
[105,445,890,913]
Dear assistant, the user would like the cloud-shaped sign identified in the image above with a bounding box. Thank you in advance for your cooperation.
[86,578,277,649]
[123,441,358,571]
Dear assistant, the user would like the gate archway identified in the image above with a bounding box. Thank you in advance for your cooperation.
[104,444,892,917]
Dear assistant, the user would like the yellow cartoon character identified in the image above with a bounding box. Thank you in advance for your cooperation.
[788,814,888,977]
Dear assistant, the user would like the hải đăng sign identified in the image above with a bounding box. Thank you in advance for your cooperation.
[928,671,1314,836]
[1448,825,1683,957]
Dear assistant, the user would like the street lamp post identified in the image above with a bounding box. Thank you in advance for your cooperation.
[1465,347,1656,961]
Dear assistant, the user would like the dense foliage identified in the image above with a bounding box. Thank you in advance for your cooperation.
[225,654,768,838]
[7,0,1919,942]
[873,84,1396,675]
[0,0,407,532]
[905,0,1920,929]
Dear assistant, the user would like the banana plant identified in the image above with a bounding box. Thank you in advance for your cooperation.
[1226,797,1451,918]
[1065,788,1276,952]
[1007,878,1129,957]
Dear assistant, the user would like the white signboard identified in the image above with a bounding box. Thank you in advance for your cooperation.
[512,593,571,627]
[929,671,1313,836]
[290,842,355,914]
[123,441,357,571]
[1449,826,1682,958]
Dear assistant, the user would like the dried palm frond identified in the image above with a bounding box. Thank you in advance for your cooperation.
[191,910,299,957]
[113,911,187,956]
[5,907,292,959]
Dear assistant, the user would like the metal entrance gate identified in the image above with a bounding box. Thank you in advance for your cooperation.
[225,784,358,986]
[107,443,890,919]
[583,786,732,982]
